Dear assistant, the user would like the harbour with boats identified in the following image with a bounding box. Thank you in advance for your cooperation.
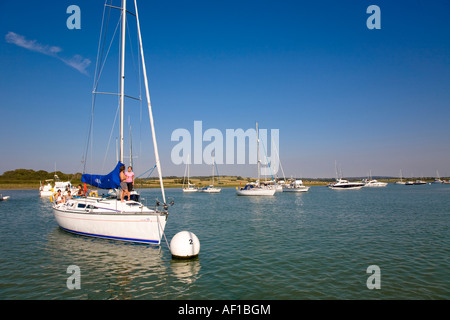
[1,0,449,302]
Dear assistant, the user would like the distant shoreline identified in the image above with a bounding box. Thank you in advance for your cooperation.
[2,177,437,191]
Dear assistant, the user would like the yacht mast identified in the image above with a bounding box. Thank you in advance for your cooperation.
[119,0,127,163]
[256,122,260,186]
[134,0,166,203]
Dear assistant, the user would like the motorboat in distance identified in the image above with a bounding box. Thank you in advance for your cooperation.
[328,179,365,190]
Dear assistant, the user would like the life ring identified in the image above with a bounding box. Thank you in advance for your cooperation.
[89,191,98,197]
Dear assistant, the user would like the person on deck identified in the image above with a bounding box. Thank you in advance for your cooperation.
[119,165,130,202]
[125,166,135,193]
[76,184,85,197]
[55,189,64,204]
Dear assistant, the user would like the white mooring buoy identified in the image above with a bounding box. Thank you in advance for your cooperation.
[170,231,200,259]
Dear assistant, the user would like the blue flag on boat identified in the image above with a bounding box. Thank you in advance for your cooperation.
[81,161,124,189]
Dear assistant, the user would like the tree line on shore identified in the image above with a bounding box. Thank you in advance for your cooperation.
[0,169,82,185]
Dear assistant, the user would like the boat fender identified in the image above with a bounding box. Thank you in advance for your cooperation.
[50,192,57,203]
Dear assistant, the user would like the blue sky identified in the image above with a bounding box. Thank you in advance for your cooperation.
[1,0,450,179]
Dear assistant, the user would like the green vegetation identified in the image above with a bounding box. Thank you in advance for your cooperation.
[0,169,82,189]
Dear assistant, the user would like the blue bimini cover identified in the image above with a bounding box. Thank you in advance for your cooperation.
[81,161,125,189]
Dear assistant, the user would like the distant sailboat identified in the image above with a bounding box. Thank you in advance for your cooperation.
[433,170,444,184]
[182,154,198,193]
[236,122,276,196]
[395,169,406,185]
[200,155,221,193]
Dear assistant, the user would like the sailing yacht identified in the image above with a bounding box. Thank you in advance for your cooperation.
[52,0,169,245]
[182,154,198,193]
[433,170,444,184]
[395,169,406,185]
[199,156,221,193]
[236,122,276,196]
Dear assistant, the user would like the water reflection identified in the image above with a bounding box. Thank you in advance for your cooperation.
[170,258,201,285]
[45,227,168,299]
[44,225,202,299]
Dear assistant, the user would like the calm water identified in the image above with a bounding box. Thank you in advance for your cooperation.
[0,184,449,299]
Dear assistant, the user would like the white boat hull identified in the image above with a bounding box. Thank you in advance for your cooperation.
[329,184,364,190]
[52,198,167,244]
[200,188,221,193]
[182,188,198,193]
[364,182,388,187]
[40,190,54,197]
[328,179,364,190]
[329,186,363,190]
[282,186,310,192]
[40,187,78,197]
[236,188,276,196]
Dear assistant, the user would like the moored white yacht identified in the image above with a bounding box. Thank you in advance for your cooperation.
[328,178,365,190]
[40,176,77,197]
[282,179,310,192]
[236,122,276,196]
[52,0,170,245]
[395,169,406,185]
[183,183,198,193]
[364,179,388,187]
[53,181,168,244]
[433,170,443,184]
[200,185,221,193]
[199,155,221,193]
[39,180,54,197]
[182,154,198,193]
[236,181,277,196]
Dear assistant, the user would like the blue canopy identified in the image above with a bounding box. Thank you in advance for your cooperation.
[81,161,124,189]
